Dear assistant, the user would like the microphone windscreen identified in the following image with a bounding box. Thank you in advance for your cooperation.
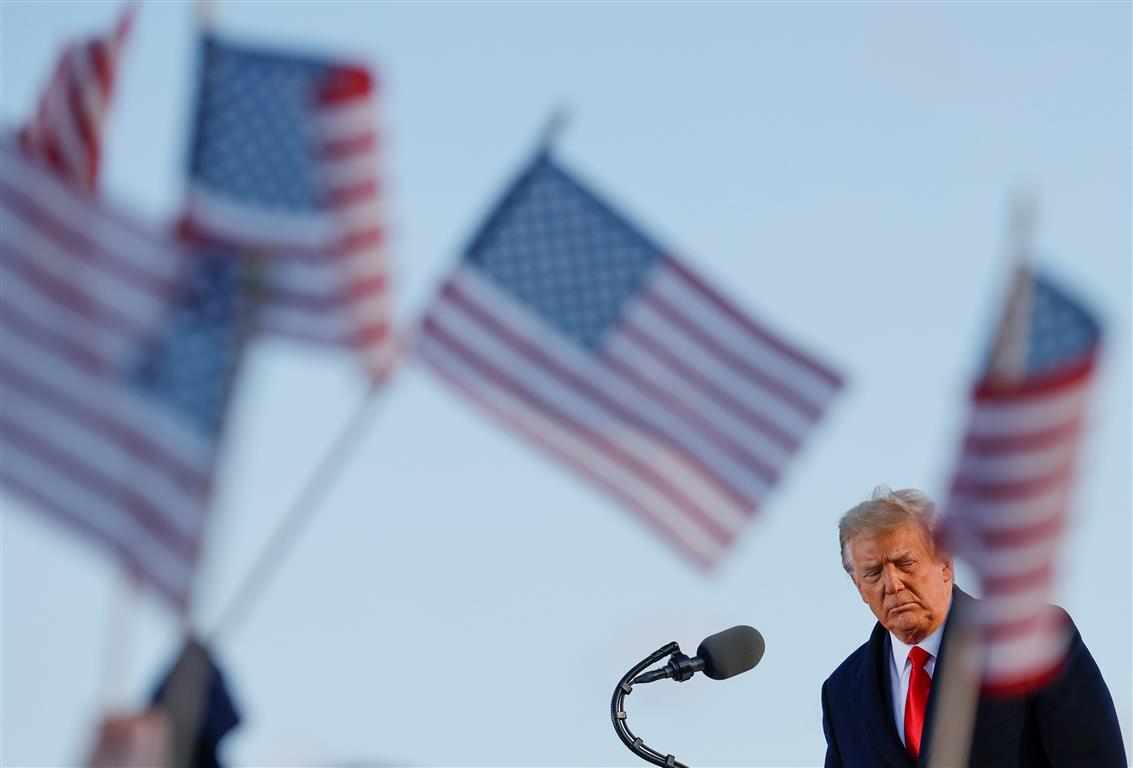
[697,625,765,680]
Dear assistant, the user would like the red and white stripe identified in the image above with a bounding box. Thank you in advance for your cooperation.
[180,68,396,381]
[417,258,843,567]
[945,324,1097,694]
[17,4,134,196]
[0,140,209,608]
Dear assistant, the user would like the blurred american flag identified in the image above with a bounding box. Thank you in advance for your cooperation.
[17,4,134,196]
[0,138,248,608]
[180,35,396,379]
[943,265,1101,694]
[419,153,843,566]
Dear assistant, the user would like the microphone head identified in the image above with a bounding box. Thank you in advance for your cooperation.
[696,625,765,680]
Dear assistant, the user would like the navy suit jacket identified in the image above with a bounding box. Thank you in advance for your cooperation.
[821,588,1126,767]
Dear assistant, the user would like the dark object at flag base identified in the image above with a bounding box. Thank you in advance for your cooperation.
[151,639,240,768]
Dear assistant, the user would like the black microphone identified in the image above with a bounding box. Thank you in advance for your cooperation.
[631,625,765,684]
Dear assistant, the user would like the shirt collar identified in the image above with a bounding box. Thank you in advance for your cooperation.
[889,596,951,669]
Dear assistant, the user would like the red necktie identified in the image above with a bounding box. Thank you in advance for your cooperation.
[904,646,933,762]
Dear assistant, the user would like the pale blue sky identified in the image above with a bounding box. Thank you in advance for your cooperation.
[1,2,1129,765]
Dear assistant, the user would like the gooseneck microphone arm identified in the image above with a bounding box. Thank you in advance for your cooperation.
[610,642,691,768]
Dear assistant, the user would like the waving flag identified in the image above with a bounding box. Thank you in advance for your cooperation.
[17,3,134,195]
[0,139,249,608]
[418,153,843,566]
[180,35,395,379]
[942,265,1101,694]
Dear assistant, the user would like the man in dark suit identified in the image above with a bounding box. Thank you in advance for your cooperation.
[821,487,1126,767]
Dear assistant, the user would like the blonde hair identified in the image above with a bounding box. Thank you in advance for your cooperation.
[838,485,939,573]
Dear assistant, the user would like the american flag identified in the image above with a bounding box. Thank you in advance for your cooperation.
[942,265,1101,694]
[179,35,396,379]
[17,4,134,195]
[417,153,844,566]
[0,138,249,608]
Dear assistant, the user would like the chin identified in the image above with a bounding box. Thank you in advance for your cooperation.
[891,622,927,640]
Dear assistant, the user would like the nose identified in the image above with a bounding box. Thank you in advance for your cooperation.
[881,564,904,594]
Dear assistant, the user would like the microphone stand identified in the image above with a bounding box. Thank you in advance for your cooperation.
[610,642,691,768]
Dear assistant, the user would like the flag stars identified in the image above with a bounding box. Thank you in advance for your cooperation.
[1024,277,1099,376]
[469,160,661,350]
[191,39,333,212]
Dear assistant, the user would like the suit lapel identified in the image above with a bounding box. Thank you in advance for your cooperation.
[863,622,915,767]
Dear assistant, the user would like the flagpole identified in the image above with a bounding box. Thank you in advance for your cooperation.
[195,0,216,31]
[207,382,384,642]
[987,193,1038,384]
[96,569,143,712]
[537,106,570,155]
[162,248,279,761]
[88,0,145,726]
[928,192,1038,768]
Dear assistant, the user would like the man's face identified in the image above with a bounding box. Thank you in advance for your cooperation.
[847,523,953,645]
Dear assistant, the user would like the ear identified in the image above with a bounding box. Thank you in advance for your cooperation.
[941,557,954,584]
[849,573,868,603]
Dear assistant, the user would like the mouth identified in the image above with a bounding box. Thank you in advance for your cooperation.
[888,603,918,614]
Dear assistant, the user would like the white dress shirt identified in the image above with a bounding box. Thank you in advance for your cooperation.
[888,607,949,748]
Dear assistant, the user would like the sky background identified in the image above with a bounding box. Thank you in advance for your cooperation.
[1,2,1130,766]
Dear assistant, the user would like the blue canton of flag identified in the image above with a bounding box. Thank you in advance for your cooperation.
[419,152,844,567]
[133,254,252,438]
[465,159,664,350]
[1001,274,1099,377]
[190,41,333,213]
[181,34,396,379]
[943,265,1101,694]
